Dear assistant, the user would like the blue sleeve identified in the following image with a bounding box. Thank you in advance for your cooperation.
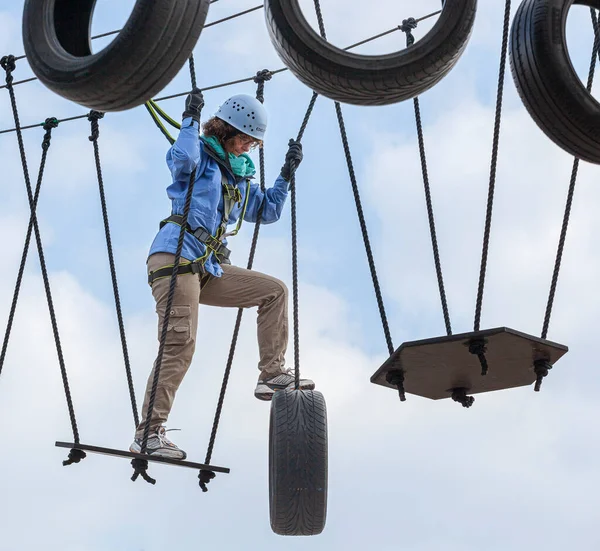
[166,117,201,179]
[244,174,289,224]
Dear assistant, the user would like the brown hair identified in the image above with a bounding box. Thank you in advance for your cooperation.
[202,116,263,150]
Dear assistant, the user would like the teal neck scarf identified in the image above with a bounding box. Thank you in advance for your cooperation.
[201,135,256,178]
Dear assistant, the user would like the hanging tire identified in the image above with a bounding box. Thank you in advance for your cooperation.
[269,388,328,536]
[22,0,210,112]
[264,0,478,106]
[509,0,600,164]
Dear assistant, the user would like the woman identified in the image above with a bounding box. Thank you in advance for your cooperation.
[130,90,314,460]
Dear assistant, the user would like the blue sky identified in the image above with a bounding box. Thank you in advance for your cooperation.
[2,1,600,550]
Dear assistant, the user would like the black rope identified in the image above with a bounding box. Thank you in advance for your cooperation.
[473,0,511,333]
[131,458,156,484]
[401,19,452,337]
[386,370,406,401]
[533,359,552,392]
[62,447,86,466]
[1,55,84,465]
[451,387,474,408]
[88,110,140,428]
[333,104,395,356]
[311,0,395,357]
[200,71,272,491]
[132,166,198,482]
[468,338,488,376]
[188,55,198,91]
[254,69,272,103]
[541,7,600,341]
[290,91,319,390]
[0,114,58,378]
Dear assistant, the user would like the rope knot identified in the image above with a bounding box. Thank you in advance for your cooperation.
[43,117,59,131]
[88,110,104,141]
[254,69,273,84]
[62,447,86,466]
[41,117,59,150]
[1,54,16,85]
[386,369,406,402]
[451,387,475,408]
[533,359,552,392]
[254,70,272,104]
[468,338,489,376]
[131,458,156,484]
[400,18,417,47]
[400,18,418,33]
[198,469,216,492]
[1,54,16,73]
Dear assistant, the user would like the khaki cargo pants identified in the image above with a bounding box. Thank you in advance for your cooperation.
[135,252,288,437]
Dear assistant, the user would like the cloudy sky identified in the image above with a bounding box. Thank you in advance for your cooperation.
[1,1,600,549]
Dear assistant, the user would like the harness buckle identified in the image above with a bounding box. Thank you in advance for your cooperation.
[189,261,204,275]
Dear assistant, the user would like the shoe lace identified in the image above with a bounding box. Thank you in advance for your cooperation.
[157,427,181,445]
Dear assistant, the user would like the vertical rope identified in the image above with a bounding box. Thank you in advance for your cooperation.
[139,171,197,453]
[473,0,511,332]
[188,54,198,90]
[541,8,600,340]
[1,55,84,464]
[400,19,453,337]
[333,103,395,355]
[200,70,272,491]
[88,110,140,427]
[313,0,396,356]
[290,91,318,390]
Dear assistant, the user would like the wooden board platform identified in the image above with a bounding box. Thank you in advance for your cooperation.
[370,327,568,400]
[55,442,230,473]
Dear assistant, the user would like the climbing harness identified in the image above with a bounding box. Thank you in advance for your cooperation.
[147,145,251,284]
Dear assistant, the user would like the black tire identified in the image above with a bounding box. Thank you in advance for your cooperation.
[509,0,600,163]
[264,0,478,106]
[22,0,210,112]
[269,388,328,536]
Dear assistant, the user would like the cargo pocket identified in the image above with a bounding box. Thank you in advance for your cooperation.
[158,305,192,345]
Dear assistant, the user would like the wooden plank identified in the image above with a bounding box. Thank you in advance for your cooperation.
[370,327,568,400]
[55,442,230,473]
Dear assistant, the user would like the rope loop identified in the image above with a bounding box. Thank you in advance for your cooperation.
[62,447,86,466]
[88,110,104,142]
[198,469,216,492]
[131,458,156,484]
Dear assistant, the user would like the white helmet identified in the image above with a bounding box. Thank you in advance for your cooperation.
[215,94,268,140]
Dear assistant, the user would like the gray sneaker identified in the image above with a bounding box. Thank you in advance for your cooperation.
[129,426,186,460]
[254,368,315,401]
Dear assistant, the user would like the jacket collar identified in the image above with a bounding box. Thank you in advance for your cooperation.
[202,140,253,184]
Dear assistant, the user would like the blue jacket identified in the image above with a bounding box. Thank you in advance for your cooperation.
[148,117,289,277]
